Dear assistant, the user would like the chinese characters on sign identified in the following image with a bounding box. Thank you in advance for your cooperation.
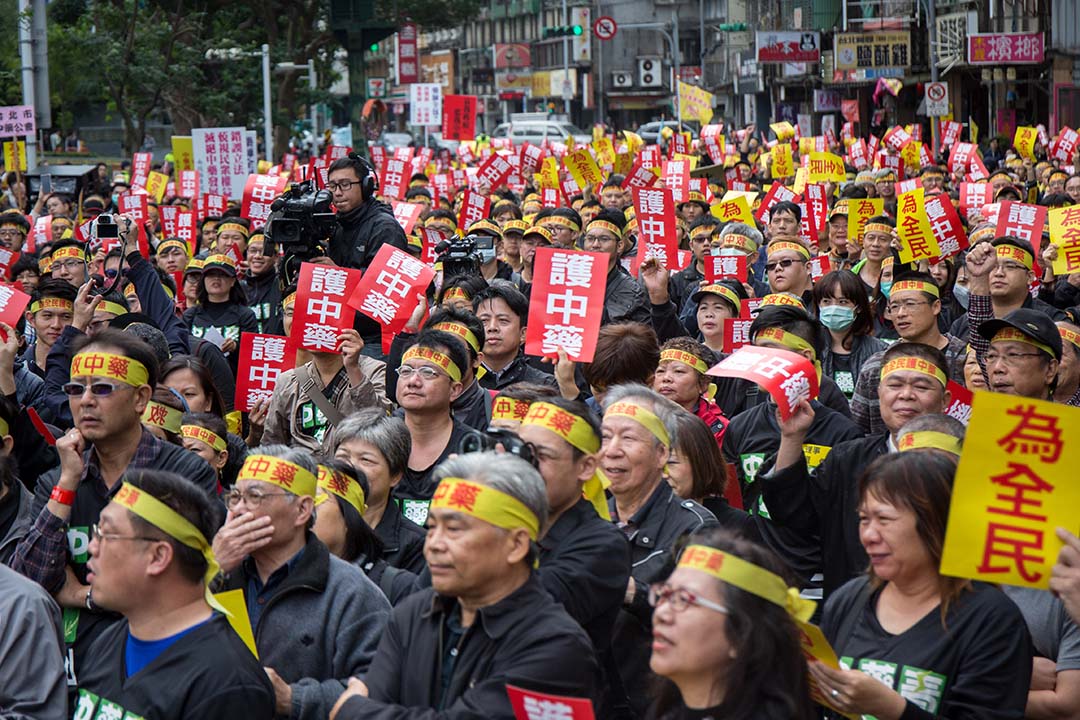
[0,105,35,136]
[707,346,820,419]
[525,248,607,363]
[291,263,363,353]
[409,83,443,127]
[241,174,289,225]
[397,22,419,84]
[632,187,678,274]
[346,245,435,330]
[192,127,250,198]
[967,33,1044,65]
[235,333,296,411]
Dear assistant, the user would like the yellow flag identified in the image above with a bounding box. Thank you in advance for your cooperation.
[678,81,715,124]
[896,187,941,262]
[2,141,26,172]
[940,392,1080,590]
[564,148,603,189]
[970,118,979,145]
[592,137,616,169]
[171,136,194,172]
[538,157,559,190]
[145,171,169,203]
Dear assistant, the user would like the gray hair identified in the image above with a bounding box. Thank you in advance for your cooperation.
[246,444,318,498]
[601,383,681,447]
[432,451,549,532]
[330,408,411,477]
[718,222,763,248]
[897,414,966,445]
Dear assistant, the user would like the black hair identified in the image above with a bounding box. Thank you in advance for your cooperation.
[589,207,627,232]
[749,305,822,359]
[471,282,529,327]
[160,356,226,418]
[30,277,78,304]
[9,253,41,282]
[424,305,486,362]
[770,200,802,222]
[409,329,469,381]
[320,458,385,564]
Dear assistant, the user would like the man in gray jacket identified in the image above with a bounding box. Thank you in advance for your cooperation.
[212,445,390,720]
[0,563,66,719]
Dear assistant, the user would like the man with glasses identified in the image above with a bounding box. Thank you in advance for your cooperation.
[48,239,90,287]
[10,329,216,689]
[582,209,650,324]
[213,447,390,720]
[850,271,969,435]
[978,309,1062,400]
[764,239,812,301]
[75,469,275,719]
[0,212,30,252]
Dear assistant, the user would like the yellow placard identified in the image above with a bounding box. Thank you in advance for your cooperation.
[212,589,259,658]
[772,143,795,179]
[896,187,940,262]
[900,141,922,173]
[796,621,859,719]
[613,151,633,176]
[847,198,884,245]
[970,118,979,145]
[145,171,169,202]
[806,152,846,184]
[671,152,699,171]
[538,156,560,190]
[1014,126,1037,161]
[941,392,1080,590]
[622,130,644,156]
[678,81,715,124]
[564,148,603,190]
[770,121,796,141]
[171,136,194,172]
[1050,207,1080,275]
[592,137,616,169]
[802,443,833,470]
[793,166,808,196]
[711,194,753,225]
[2,141,26,172]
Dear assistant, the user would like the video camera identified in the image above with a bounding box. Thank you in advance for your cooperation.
[264,179,337,287]
[456,427,538,468]
[434,234,485,280]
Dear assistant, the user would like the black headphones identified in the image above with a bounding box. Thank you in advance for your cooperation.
[348,152,379,201]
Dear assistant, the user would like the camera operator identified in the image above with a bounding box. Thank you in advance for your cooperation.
[324,154,408,271]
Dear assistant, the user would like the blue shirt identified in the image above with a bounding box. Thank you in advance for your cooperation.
[125,618,210,678]
[244,545,306,629]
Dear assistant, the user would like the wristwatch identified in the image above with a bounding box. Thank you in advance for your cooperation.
[85,587,98,612]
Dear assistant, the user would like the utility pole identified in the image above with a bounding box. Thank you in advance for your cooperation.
[926,0,940,159]
[262,44,273,162]
[18,0,37,168]
[562,0,572,115]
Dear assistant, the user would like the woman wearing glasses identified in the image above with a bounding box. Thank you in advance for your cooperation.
[647,527,815,719]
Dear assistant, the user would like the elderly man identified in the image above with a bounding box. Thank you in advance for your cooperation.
[329,452,600,719]
[213,446,390,720]
[76,470,275,719]
[600,385,716,716]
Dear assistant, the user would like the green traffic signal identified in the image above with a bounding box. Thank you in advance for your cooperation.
[369,42,379,51]
[572,25,582,35]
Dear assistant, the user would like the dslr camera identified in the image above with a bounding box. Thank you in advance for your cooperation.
[456,427,537,468]
[434,234,486,280]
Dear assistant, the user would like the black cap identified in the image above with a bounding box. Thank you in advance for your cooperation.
[978,308,1063,361]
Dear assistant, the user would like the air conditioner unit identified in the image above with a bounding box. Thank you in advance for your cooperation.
[638,57,663,88]
[612,71,634,89]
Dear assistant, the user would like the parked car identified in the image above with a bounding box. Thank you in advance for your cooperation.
[376,131,415,151]
[491,120,592,147]
[636,121,699,145]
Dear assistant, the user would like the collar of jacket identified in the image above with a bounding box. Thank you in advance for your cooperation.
[425,574,546,641]
[538,498,592,552]
[336,199,376,227]
[452,376,484,410]
[223,531,330,595]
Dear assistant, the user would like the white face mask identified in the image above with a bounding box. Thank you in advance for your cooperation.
[713,248,744,258]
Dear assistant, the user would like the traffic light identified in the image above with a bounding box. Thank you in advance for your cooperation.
[719,22,748,31]
[369,42,379,52]
[543,25,583,39]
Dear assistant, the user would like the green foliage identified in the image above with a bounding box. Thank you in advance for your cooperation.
[375,0,483,28]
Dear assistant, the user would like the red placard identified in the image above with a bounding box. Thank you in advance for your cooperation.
[661,159,690,204]
[235,333,296,412]
[441,95,478,141]
[740,297,764,319]
[518,143,544,178]
[0,284,31,330]
[175,211,197,254]
[346,244,434,330]
[458,189,491,230]
[506,685,595,720]
[324,145,352,163]
[222,242,243,267]
[925,194,968,259]
[809,255,832,282]
[291,263,363,353]
[242,174,289,225]
[755,182,798,223]
[796,201,818,248]
[958,183,992,215]
[118,193,148,225]
[996,202,1047,270]
[474,152,513,194]
[940,121,962,148]
[621,160,659,190]
[178,170,200,199]
[966,153,989,182]
[420,227,444,265]
[944,380,973,426]
[540,187,561,208]
[1051,127,1080,164]
[708,346,819,419]
[131,152,152,189]
[804,184,828,238]
[632,187,678,275]
[0,249,20,277]
[524,247,607,362]
[171,271,186,309]
[948,143,976,174]
[883,125,912,152]
[722,318,753,352]
[159,206,179,237]
[705,254,748,282]
[389,201,424,235]
[380,158,408,201]
[639,145,661,171]
[202,193,228,218]
[28,215,51,253]
[847,138,869,170]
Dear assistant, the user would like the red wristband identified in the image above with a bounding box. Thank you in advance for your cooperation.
[50,486,75,506]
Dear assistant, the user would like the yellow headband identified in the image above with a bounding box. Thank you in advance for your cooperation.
[71,351,149,387]
[503,219,529,233]
[523,226,553,245]
[442,287,471,304]
[521,401,610,521]
[0,416,7,437]
[1060,326,1080,352]
[492,396,532,422]
[897,430,963,456]
[880,255,895,269]
[204,253,237,270]
[96,301,128,318]
[544,216,581,233]
[604,400,670,448]
[587,219,623,239]
[0,221,26,233]
[113,482,228,616]
[864,223,893,237]
[433,322,481,354]
[28,297,73,314]
[996,244,1034,270]
[316,465,368,516]
[881,356,947,387]
[755,327,816,360]
[238,455,317,498]
[431,477,540,541]
[282,292,296,309]
[678,544,816,622]
[180,424,227,453]
[660,348,709,374]
[141,401,183,434]
[890,280,940,298]
[216,222,250,238]
[721,234,758,253]
[38,257,52,273]
[51,245,85,263]
[991,327,1054,357]
[759,293,805,309]
[969,227,996,245]
[184,258,205,274]
[767,241,811,260]
[690,225,713,241]
[158,239,190,256]
[697,284,741,310]
[402,345,463,382]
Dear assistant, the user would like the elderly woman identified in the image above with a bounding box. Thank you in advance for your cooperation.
[648,528,816,719]
[811,451,1032,720]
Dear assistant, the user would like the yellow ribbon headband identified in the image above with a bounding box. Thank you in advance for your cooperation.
[890,280,940,298]
[158,239,190,256]
[522,401,601,454]
[113,482,228,616]
[97,301,128,318]
[996,244,1034,270]
[316,465,368,517]
[991,327,1055,358]
[697,284,742,310]
[721,234,758,253]
[50,245,86,262]
[660,348,709,374]
[203,253,238,270]
[678,544,816,623]
[141,401,183,434]
[71,351,149,387]
[442,287,471,303]
[238,455,317,498]
[1060,326,1080,352]
[587,219,623,239]
[759,292,805,309]
[282,292,296,309]
[881,356,947,387]
[216,222,251,238]
[604,400,670,447]
[180,424,227,453]
[766,241,811,260]
[28,297,74,314]
[543,216,581,233]
[492,396,532,422]
[755,327,816,360]
[897,430,962,456]
[432,322,481,354]
[401,345,463,382]
[864,222,893,237]
[431,477,540,541]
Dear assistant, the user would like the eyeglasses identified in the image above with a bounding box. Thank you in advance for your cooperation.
[91,523,160,544]
[584,233,618,245]
[992,262,1029,274]
[397,365,445,381]
[885,300,931,314]
[62,381,132,397]
[648,583,729,615]
[765,258,805,272]
[327,180,358,192]
[225,488,292,508]
[985,350,1045,366]
[53,259,86,271]
[0,230,22,239]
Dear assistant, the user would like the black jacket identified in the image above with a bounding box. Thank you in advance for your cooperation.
[183,301,260,376]
[603,264,650,325]
[451,379,492,432]
[761,433,891,597]
[242,267,284,334]
[375,503,427,575]
[335,575,600,719]
[711,372,852,424]
[478,353,558,391]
